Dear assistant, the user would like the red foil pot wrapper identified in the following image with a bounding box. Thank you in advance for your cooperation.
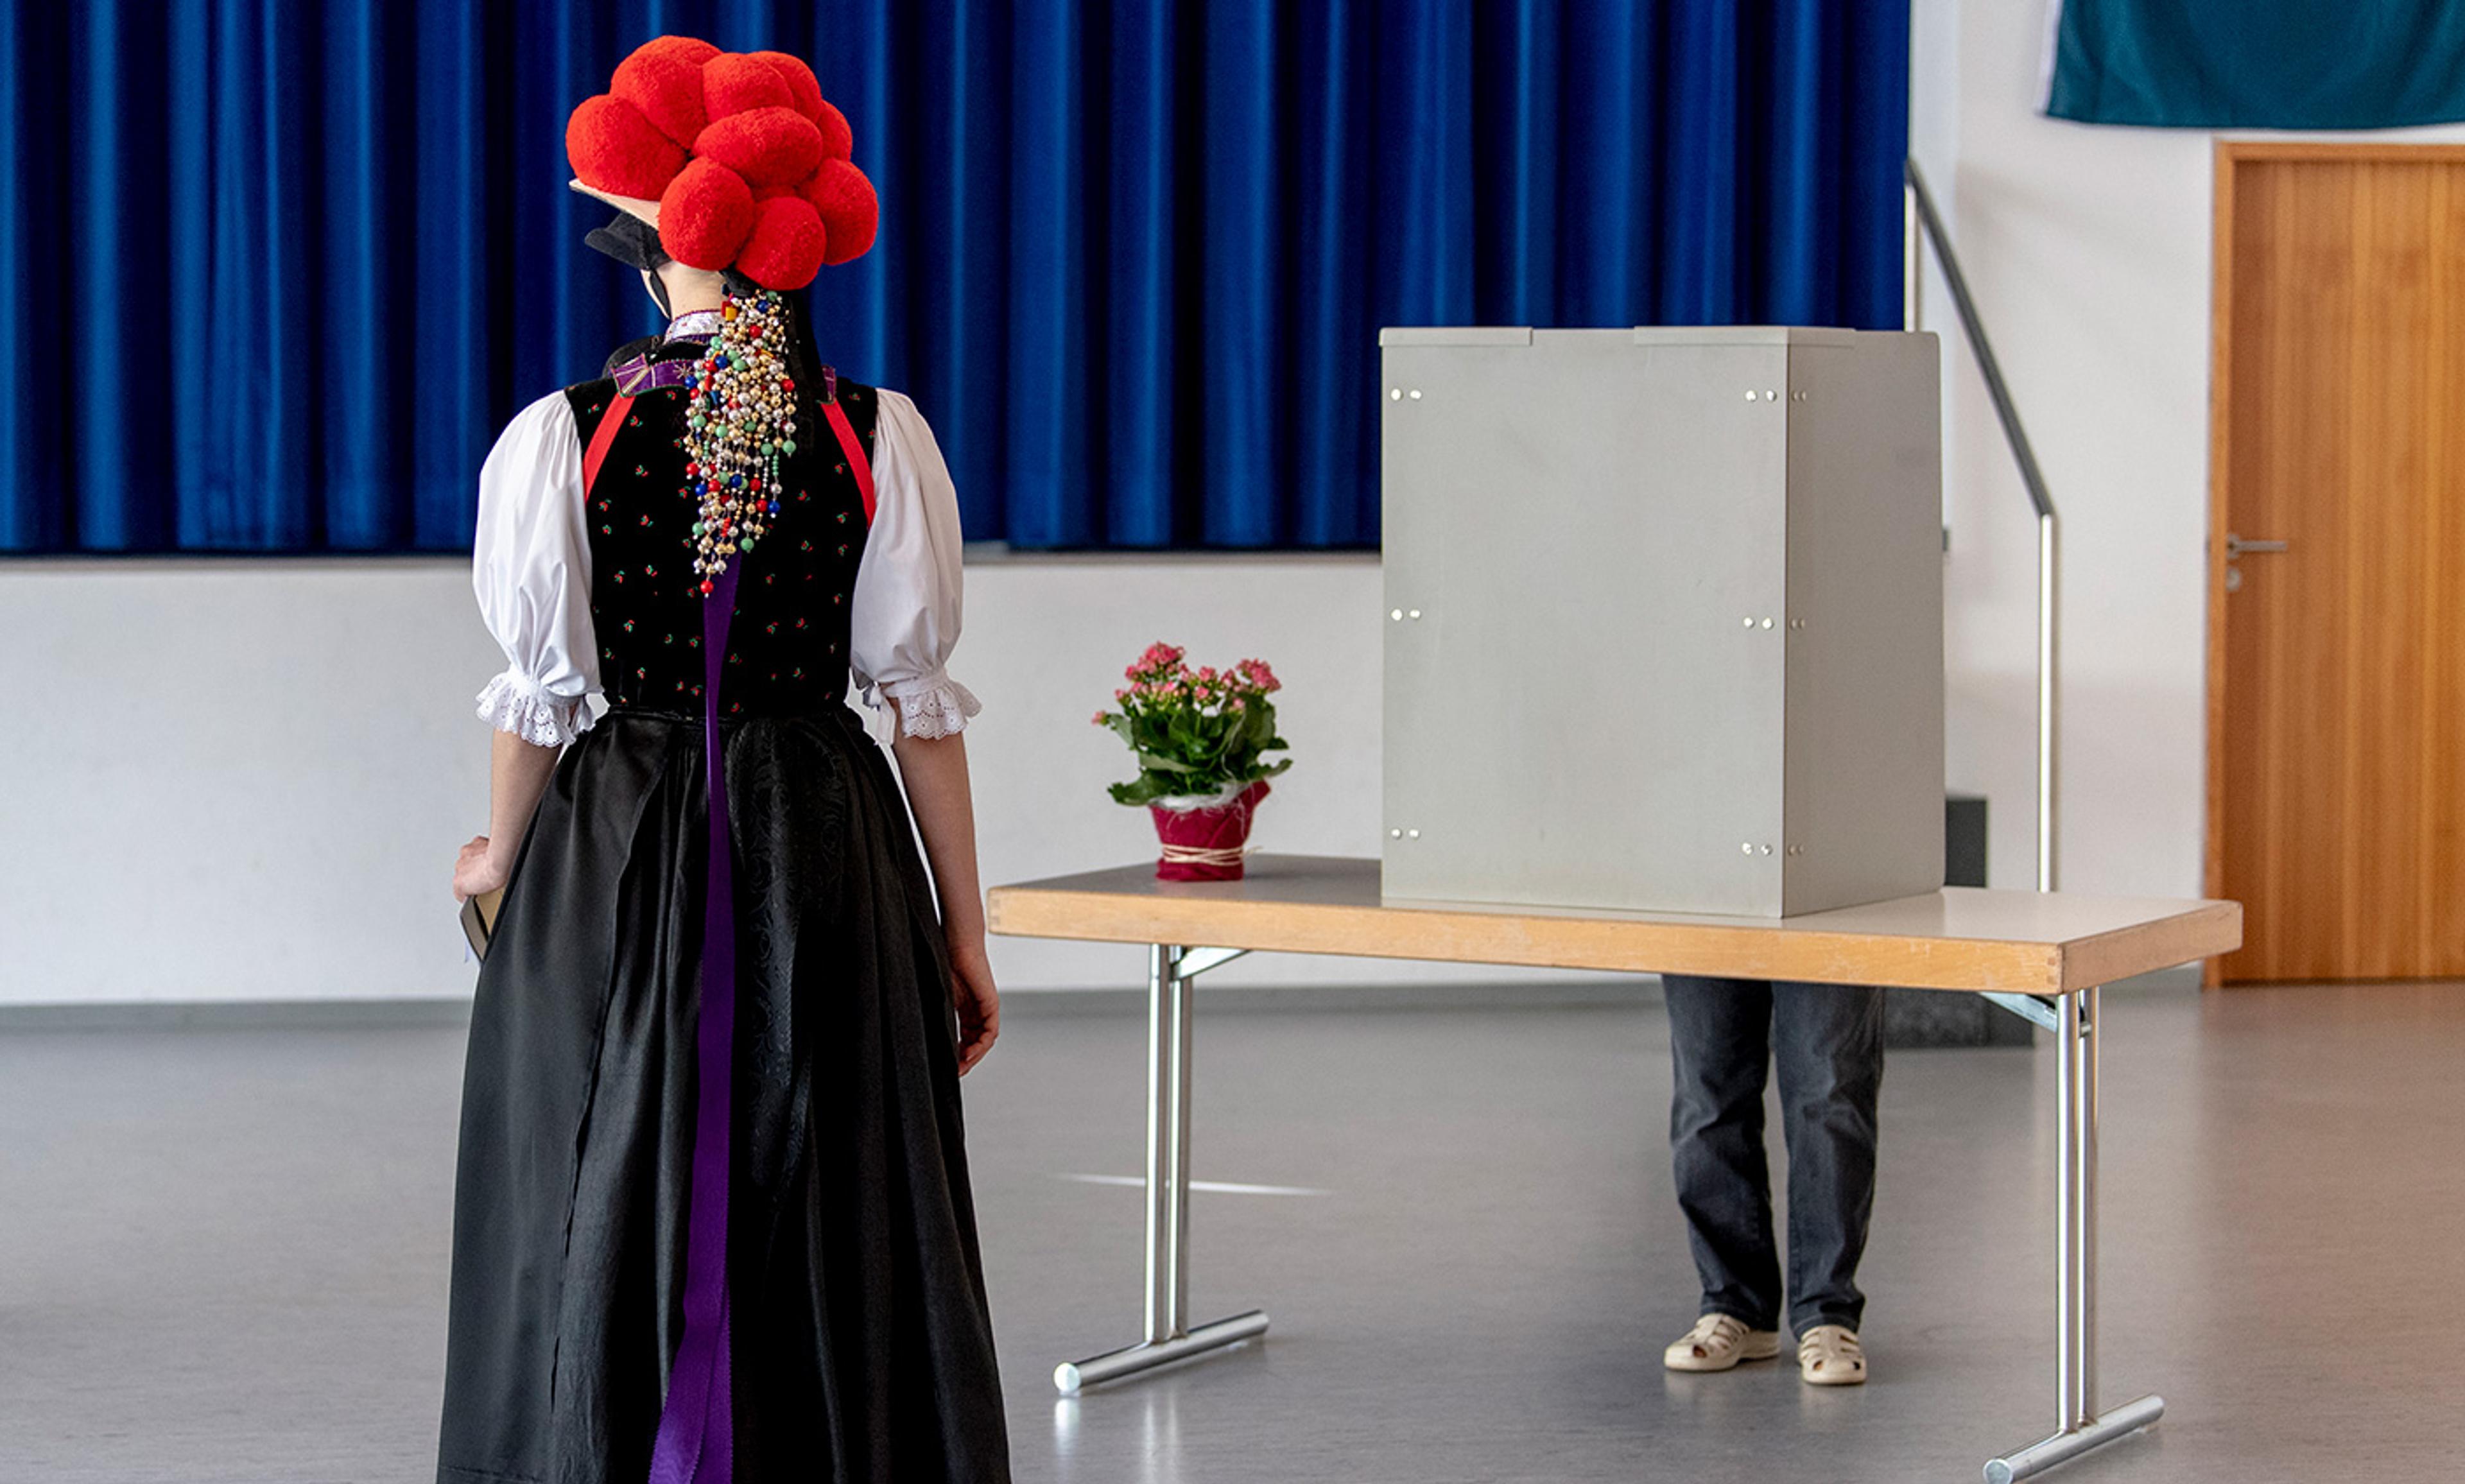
[1148,780,1270,882]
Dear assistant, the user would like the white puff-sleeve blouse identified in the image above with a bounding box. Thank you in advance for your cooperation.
[471,384,980,746]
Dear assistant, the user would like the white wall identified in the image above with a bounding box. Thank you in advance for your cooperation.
[1918,0,2465,899]
[1,561,503,1005]
[0,555,1611,1005]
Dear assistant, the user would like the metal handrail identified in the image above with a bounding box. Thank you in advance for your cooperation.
[1904,158,2061,893]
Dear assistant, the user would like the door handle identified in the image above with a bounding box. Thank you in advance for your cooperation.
[2223,532,2290,592]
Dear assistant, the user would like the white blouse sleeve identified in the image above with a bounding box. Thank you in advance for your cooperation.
[849,390,980,739]
[471,391,598,748]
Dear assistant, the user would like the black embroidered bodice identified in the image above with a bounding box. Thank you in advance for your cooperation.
[564,347,883,718]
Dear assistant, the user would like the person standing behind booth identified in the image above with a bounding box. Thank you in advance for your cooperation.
[1659,976,1881,1386]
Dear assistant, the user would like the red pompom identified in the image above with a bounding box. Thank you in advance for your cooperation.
[695,107,823,187]
[745,51,825,122]
[701,53,793,118]
[612,40,709,148]
[566,94,688,199]
[813,99,854,161]
[657,159,756,270]
[803,158,878,264]
[737,196,827,290]
[634,35,720,69]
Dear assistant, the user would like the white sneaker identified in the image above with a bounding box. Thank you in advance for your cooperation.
[1797,1324,1867,1386]
[1663,1313,1781,1372]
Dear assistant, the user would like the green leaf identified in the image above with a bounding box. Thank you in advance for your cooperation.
[1240,756,1293,783]
[1109,773,1181,806]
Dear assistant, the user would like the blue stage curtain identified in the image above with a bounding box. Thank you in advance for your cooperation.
[2047,0,2465,130]
[1,0,1907,555]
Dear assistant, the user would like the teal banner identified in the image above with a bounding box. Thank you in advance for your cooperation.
[2046,0,2465,129]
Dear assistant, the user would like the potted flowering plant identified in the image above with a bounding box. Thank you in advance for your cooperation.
[1093,642,1292,881]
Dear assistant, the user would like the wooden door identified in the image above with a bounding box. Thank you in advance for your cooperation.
[2208,143,2465,983]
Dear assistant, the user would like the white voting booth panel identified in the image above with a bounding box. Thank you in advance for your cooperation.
[1379,326,1944,918]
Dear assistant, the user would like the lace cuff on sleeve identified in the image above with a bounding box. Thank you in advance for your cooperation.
[872,670,982,739]
[476,670,592,748]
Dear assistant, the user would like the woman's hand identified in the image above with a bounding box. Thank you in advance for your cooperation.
[947,934,1001,1075]
[454,835,510,903]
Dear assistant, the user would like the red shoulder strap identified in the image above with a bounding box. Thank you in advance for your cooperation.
[824,399,876,523]
[585,385,869,523]
[582,392,635,496]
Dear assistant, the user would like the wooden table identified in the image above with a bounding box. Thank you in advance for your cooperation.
[989,854,2242,1483]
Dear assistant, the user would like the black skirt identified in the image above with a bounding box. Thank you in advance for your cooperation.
[437,706,1011,1484]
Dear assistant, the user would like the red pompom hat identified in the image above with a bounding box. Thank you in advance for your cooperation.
[566,36,878,291]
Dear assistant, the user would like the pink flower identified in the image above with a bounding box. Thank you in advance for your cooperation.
[1091,709,1110,725]
[1113,644,1280,738]
[1127,641,1191,686]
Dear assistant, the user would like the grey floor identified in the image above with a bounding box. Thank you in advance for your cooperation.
[4,979,2460,1483]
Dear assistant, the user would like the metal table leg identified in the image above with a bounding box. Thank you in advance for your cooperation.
[1984,985,2164,1482]
[1053,943,1270,1394]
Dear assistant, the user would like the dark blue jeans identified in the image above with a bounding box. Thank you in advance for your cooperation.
[1664,975,1883,1338]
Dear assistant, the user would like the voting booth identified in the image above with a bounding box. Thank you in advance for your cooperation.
[1379,327,1944,918]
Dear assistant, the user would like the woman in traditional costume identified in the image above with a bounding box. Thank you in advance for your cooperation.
[439,37,1010,1484]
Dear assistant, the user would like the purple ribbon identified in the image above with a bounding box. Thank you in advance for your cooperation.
[612,354,698,395]
[648,560,741,1484]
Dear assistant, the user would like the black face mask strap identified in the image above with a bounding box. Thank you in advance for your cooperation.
[786,289,825,397]
[584,211,675,318]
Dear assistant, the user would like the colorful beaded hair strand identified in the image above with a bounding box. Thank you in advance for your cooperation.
[682,291,798,593]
